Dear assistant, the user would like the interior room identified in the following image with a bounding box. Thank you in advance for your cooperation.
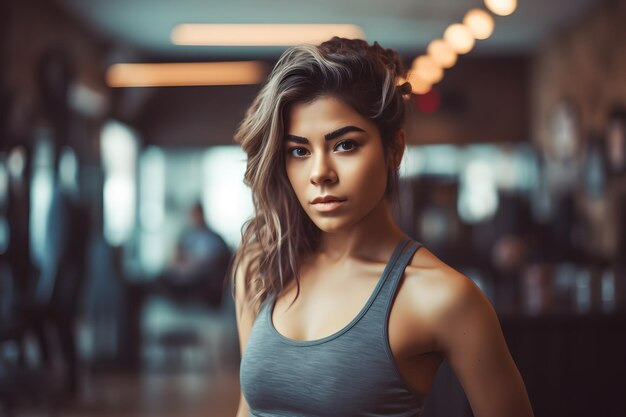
[1,0,625,416]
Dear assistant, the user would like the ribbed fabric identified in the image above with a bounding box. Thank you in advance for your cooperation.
[240,236,425,417]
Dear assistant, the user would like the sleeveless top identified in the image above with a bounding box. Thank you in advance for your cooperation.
[240,236,425,417]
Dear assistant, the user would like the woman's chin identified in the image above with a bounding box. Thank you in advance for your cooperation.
[310,218,354,234]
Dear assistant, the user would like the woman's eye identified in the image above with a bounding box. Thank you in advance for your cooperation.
[287,147,309,158]
[335,140,358,152]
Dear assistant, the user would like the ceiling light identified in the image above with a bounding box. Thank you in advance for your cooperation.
[411,55,443,84]
[443,24,475,54]
[406,71,432,94]
[106,61,267,88]
[171,24,365,46]
[427,39,457,68]
[484,0,517,16]
[463,9,495,40]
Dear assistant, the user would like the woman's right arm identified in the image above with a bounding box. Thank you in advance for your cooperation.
[234,258,256,417]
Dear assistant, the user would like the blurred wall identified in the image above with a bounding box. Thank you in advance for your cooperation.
[531,0,626,149]
[406,55,530,145]
[135,84,260,148]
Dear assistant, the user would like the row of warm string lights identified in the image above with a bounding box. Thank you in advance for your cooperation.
[106,0,517,88]
[401,0,518,94]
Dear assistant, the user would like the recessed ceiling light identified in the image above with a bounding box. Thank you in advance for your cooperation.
[171,24,365,46]
[106,61,268,87]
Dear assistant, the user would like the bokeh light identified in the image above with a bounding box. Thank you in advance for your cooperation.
[406,71,432,94]
[411,55,444,84]
[464,8,495,40]
[427,39,458,68]
[484,0,517,16]
[444,23,475,54]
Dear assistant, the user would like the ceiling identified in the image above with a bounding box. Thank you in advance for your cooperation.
[54,0,596,61]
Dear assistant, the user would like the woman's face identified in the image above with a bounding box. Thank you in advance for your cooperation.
[284,95,392,233]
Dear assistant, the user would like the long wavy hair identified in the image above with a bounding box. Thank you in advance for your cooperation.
[231,37,412,315]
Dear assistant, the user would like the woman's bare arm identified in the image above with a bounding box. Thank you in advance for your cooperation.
[433,270,534,417]
[234,259,256,417]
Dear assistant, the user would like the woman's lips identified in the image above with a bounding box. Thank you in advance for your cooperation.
[311,199,346,212]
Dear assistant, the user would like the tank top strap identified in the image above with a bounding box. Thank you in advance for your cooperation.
[372,237,423,310]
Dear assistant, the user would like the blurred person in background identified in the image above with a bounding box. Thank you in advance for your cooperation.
[156,201,231,308]
[231,37,534,417]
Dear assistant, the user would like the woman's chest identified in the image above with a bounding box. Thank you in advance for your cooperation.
[271,264,437,352]
[269,265,441,397]
[242,286,431,415]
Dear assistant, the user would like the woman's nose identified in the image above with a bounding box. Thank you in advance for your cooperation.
[310,154,338,185]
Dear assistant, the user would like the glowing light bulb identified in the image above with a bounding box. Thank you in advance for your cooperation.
[443,23,475,54]
[464,8,495,40]
[406,71,432,94]
[427,39,457,68]
[411,55,443,84]
[484,0,517,16]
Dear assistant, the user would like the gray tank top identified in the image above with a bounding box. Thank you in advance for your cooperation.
[240,236,426,417]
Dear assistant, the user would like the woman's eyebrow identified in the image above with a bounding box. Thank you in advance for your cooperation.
[284,125,366,144]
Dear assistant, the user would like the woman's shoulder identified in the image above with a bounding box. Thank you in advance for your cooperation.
[400,245,488,326]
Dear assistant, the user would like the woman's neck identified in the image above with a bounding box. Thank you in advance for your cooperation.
[316,197,405,263]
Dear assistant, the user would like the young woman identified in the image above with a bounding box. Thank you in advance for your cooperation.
[231,37,534,417]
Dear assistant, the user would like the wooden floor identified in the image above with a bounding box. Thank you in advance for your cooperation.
[9,368,240,417]
[3,295,242,417]
[67,368,239,417]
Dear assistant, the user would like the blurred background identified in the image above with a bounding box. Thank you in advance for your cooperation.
[1,0,625,416]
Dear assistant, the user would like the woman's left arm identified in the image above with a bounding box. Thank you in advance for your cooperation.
[433,273,534,417]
